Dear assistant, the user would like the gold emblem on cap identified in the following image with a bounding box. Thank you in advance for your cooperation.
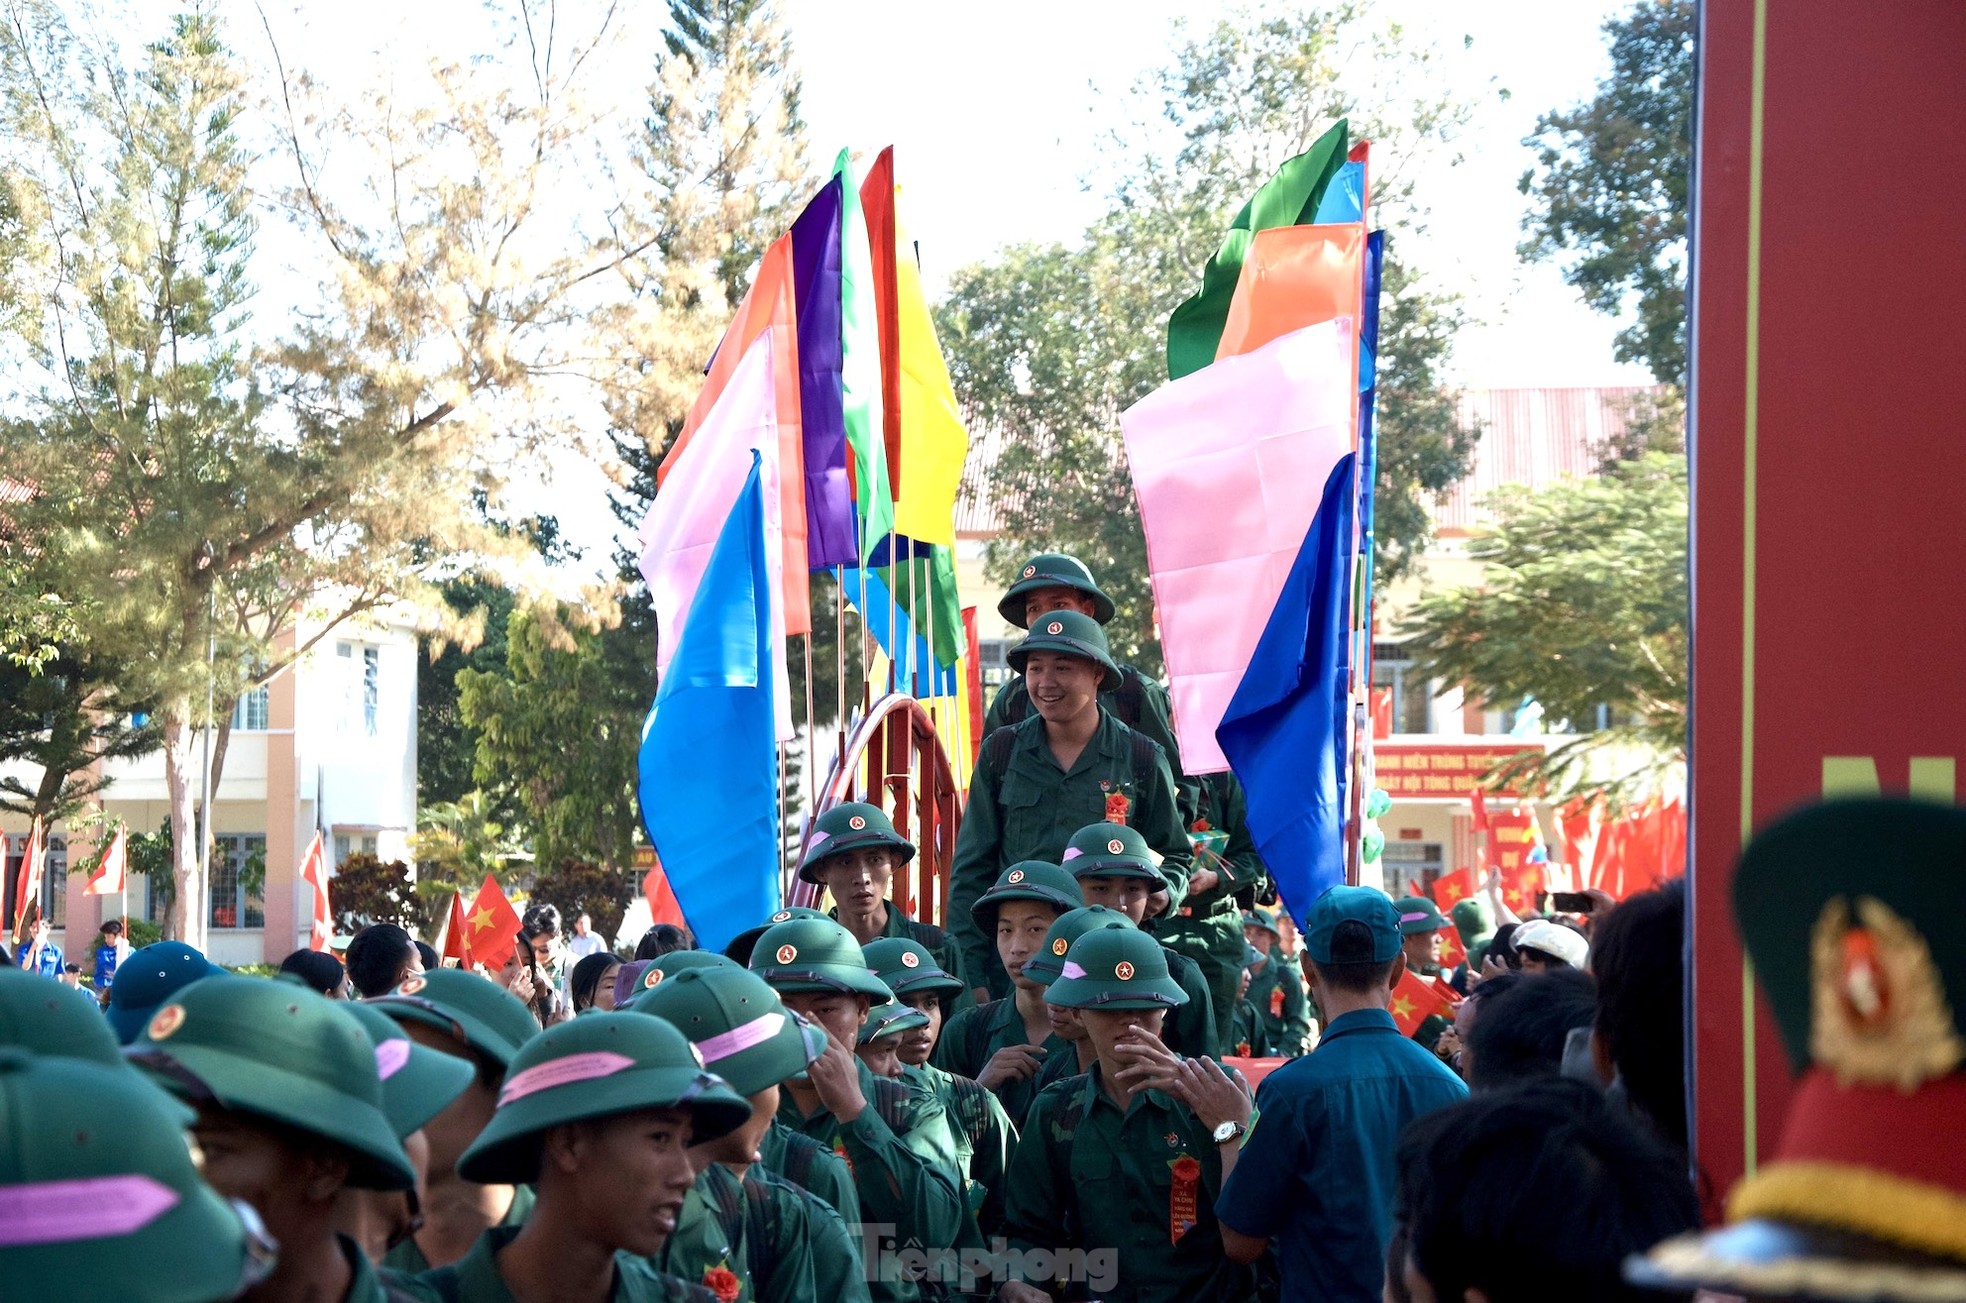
[644,967,664,989]
[776,944,798,965]
[1022,565,1037,578]
[1114,961,1135,981]
[147,1004,186,1041]
[901,951,920,968]
[1107,838,1124,854]
[849,815,866,830]
[1052,938,1069,956]
[1007,869,1025,883]
[772,910,792,922]
[397,975,427,996]
[1046,620,1064,635]
[1810,895,1964,1091]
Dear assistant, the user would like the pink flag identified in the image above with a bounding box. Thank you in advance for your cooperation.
[637,327,794,740]
[1120,319,1357,772]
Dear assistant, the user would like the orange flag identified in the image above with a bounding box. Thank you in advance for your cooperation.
[860,146,902,488]
[1429,867,1476,913]
[12,818,46,944]
[439,890,473,967]
[642,860,686,929]
[83,826,128,896]
[298,831,333,952]
[1390,965,1453,1037]
[464,873,524,969]
[1216,222,1367,363]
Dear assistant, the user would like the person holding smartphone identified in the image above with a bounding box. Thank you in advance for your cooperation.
[501,925,568,1026]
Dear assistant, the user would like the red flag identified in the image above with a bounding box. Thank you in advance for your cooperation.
[859,146,902,489]
[1431,973,1464,1007]
[1469,787,1489,833]
[1429,867,1476,913]
[1485,805,1537,874]
[1556,796,1603,891]
[439,890,473,967]
[1500,859,1547,915]
[1437,927,1468,971]
[642,860,686,929]
[1390,965,1452,1037]
[298,831,333,952]
[83,826,128,896]
[464,873,524,969]
[1370,687,1393,740]
[12,818,46,944]
[962,606,984,764]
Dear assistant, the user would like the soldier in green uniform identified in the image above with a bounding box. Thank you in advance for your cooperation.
[126,973,420,1303]
[1393,896,1455,1053]
[424,1011,752,1302]
[950,611,1192,1003]
[1226,943,1264,1057]
[747,916,973,1303]
[1061,822,1219,1060]
[933,861,1082,1126]
[1153,770,1267,1056]
[1449,897,1496,992]
[632,964,870,1303]
[1019,905,1144,1094]
[857,996,930,1081]
[865,938,1017,1240]
[724,907,831,968]
[1241,907,1311,1057]
[801,802,969,1008]
[368,967,542,1272]
[999,925,1258,1303]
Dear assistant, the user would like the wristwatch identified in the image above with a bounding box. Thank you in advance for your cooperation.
[1211,1118,1247,1145]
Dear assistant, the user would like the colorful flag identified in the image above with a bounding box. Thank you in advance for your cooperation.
[642,860,687,929]
[83,826,128,896]
[834,148,894,557]
[843,556,958,697]
[1216,453,1357,919]
[1166,120,1349,380]
[439,890,472,967]
[298,830,332,952]
[638,454,782,955]
[464,872,524,970]
[1215,222,1367,365]
[1123,317,1358,772]
[889,203,969,549]
[790,175,857,569]
[1429,867,1476,913]
[1438,929,1468,972]
[11,818,44,943]
[1390,964,1452,1037]
[859,147,903,492]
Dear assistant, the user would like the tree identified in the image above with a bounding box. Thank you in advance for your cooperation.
[326,853,420,935]
[1518,0,1694,386]
[530,858,637,951]
[419,579,517,809]
[938,8,1482,672]
[0,645,158,824]
[1400,453,1687,803]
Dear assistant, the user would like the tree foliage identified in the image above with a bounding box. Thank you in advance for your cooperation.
[530,858,637,950]
[1401,453,1687,802]
[1518,0,1694,385]
[327,853,421,935]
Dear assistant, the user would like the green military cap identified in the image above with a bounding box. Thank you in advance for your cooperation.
[1241,906,1282,938]
[798,802,917,884]
[1025,906,1138,987]
[339,1000,475,1141]
[858,998,930,1047]
[1451,896,1496,948]
[624,949,742,1002]
[1062,821,1166,884]
[970,860,1084,927]
[724,906,832,966]
[863,937,964,997]
[998,552,1117,629]
[748,917,894,1001]
[0,1050,274,1301]
[1393,895,1450,935]
[1045,923,1188,1011]
[1241,942,1265,970]
[458,1012,752,1186]
[128,974,415,1191]
[1632,799,1966,1298]
[628,965,825,1096]
[0,965,121,1066]
[1005,609,1120,689]
[367,967,538,1071]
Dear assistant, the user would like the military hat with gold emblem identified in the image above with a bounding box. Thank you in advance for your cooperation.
[1044,922,1187,1011]
[970,859,1084,930]
[723,906,831,966]
[628,966,825,1096]
[1062,821,1166,884]
[103,941,223,1045]
[339,1000,475,1141]
[366,966,539,1071]
[1005,609,1120,689]
[1024,906,1139,987]
[797,801,917,884]
[1632,799,1966,1301]
[634,949,741,997]
[857,997,931,1047]
[746,917,894,1000]
[863,937,964,998]
[998,552,1117,629]
[1241,906,1283,939]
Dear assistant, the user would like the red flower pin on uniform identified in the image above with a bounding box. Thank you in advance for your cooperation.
[701,1265,741,1303]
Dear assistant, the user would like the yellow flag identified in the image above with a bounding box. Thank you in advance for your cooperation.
[890,206,969,548]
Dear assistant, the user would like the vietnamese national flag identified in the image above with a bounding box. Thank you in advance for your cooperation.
[11,818,45,943]
[83,826,128,896]
[1437,927,1468,972]
[1429,867,1476,913]
[298,830,333,952]
[439,890,473,967]
[1500,859,1547,916]
[464,873,524,969]
[1390,965,1453,1038]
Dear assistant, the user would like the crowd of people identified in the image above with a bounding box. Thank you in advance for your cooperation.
[2,552,1959,1303]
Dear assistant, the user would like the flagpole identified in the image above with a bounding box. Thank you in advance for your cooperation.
[802,632,818,824]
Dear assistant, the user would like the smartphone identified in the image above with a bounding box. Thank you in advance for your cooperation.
[1549,891,1596,914]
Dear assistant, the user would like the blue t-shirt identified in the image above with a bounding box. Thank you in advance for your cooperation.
[1215,1007,1468,1303]
[94,943,122,988]
[20,941,64,980]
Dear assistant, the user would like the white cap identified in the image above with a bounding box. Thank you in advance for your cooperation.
[1512,919,1589,970]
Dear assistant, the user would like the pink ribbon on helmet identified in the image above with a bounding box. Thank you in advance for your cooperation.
[1399,911,1431,924]
[1061,847,1084,861]
[1060,961,1088,980]
[374,1039,412,1081]
[695,1012,786,1065]
[807,831,830,850]
[498,1051,636,1105]
[0,1175,180,1246]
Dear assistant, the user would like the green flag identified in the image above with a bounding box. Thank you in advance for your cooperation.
[1165,120,1349,381]
[836,148,896,561]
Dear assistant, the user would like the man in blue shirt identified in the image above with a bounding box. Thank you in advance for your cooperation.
[1215,886,1468,1302]
[18,912,64,979]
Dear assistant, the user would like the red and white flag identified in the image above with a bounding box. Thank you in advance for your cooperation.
[12,818,46,944]
[439,890,472,967]
[83,826,128,896]
[298,831,332,951]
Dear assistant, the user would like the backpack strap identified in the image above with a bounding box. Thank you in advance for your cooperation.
[983,724,1018,773]
[741,1174,779,1295]
[1127,727,1157,792]
[1110,666,1146,728]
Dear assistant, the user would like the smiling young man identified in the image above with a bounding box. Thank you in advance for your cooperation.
[800,802,968,1005]
[950,610,1192,1004]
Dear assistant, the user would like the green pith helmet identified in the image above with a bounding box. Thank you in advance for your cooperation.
[367,967,539,1072]
[858,998,930,1046]
[725,906,832,966]
[999,552,1117,629]
[970,860,1084,928]
[627,966,825,1096]
[1451,896,1496,948]
[339,1000,475,1141]
[128,974,415,1191]
[0,1051,273,1301]
[457,1012,751,1186]
[1045,923,1188,1011]
[1025,906,1139,987]
[1393,895,1450,935]
[1005,609,1120,689]
[1241,906,1282,938]
[747,917,894,1000]
[0,965,122,1066]
[798,802,917,884]
[626,949,742,1002]
[863,938,964,998]
[1062,821,1166,884]
[1241,942,1265,970]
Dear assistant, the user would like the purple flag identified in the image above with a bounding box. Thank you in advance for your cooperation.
[791,178,856,569]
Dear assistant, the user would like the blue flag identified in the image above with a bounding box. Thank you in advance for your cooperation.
[1217,453,1357,920]
[638,454,781,952]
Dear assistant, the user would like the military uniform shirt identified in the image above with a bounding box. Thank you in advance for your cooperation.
[1215,1008,1469,1303]
[931,997,1073,1128]
[750,1165,873,1303]
[1153,773,1266,1056]
[907,1061,1016,1236]
[655,1160,816,1303]
[383,1185,535,1274]
[983,664,1200,824]
[756,1119,862,1230]
[1243,953,1311,1058]
[416,1225,715,1302]
[949,711,1192,994]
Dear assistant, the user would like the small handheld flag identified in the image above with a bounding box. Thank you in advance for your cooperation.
[298,830,332,952]
[440,889,473,967]
[464,873,524,970]
[12,819,46,944]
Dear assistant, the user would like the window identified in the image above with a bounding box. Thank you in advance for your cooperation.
[363,647,380,737]
[337,642,381,737]
[333,832,377,866]
[232,686,269,731]
[208,834,266,930]
[1371,645,1434,735]
[1382,841,1445,898]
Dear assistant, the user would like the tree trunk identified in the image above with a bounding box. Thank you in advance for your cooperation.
[161,708,205,951]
